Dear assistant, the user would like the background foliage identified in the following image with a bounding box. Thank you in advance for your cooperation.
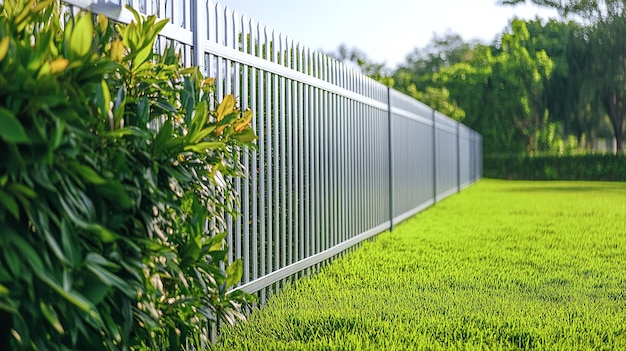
[484,154,626,180]
[0,1,255,350]
[336,0,626,157]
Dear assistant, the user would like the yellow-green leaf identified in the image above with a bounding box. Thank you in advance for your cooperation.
[70,14,93,58]
[110,39,124,62]
[234,109,253,132]
[32,0,53,14]
[184,141,224,153]
[216,94,236,122]
[233,127,258,143]
[98,79,112,121]
[49,58,69,74]
[14,0,35,26]
[190,125,216,143]
[97,13,108,33]
[0,37,10,63]
[132,44,153,70]
[225,259,244,288]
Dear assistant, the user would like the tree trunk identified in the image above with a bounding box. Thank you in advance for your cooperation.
[604,90,625,154]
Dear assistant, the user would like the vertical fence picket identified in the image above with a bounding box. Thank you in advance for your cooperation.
[240,13,251,285]
[255,20,267,304]
[303,48,312,274]
[263,24,275,296]
[283,36,291,269]
[223,5,234,264]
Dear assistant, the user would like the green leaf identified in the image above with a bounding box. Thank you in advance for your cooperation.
[207,232,228,250]
[102,310,122,344]
[153,120,173,155]
[225,259,244,288]
[154,98,177,113]
[40,302,65,334]
[233,127,258,143]
[184,141,224,153]
[85,252,120,269]
[95,79,112,121]
[0,188,19,219]
[189,125,217,144]
[85,254,135,297]
[3,245,21,277]
[7,182,37,199]
[101,126,144,138]
[70,14,93,58]
[181,235,202,268]
[81,280,111,305]
[9,234,43,272]
[61,218,80,267]
[58,196,120,243]
[44,230,70,266]
[0,107,30,143]
[71,163,106,185]
[35,270,104,328]
[218,112,239,126]
[132,43,153,70]
[188,101,209,142]
[92,225,120,243]
[96,181,133,210]
[112,86,126,129]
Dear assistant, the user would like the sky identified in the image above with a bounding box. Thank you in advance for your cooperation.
[214,0,560,68]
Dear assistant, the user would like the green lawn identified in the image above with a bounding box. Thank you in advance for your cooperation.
[212,180,626,350]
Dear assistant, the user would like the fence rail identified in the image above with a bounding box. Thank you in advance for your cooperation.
[65,0,483,302]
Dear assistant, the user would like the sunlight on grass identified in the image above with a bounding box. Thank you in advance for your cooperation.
[212,180,626,350]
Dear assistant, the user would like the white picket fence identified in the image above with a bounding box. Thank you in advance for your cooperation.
[64,0,482,304]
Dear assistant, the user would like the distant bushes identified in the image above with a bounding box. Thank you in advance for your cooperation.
[484,154,626,181]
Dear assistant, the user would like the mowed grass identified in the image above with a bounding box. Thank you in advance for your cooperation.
[212,180,626,350]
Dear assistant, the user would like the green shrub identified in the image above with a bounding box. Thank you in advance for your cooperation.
[0,2,255,350]
[484,154,626,181]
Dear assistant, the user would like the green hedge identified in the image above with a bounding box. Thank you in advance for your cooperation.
[1,3,255,350]
[484,154,626,181]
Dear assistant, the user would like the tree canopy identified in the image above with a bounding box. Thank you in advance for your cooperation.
[333,2,626,154]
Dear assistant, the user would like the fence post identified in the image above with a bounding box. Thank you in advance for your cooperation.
[387,87,394,231]
[432,109,437,203]
[457,122,461,191]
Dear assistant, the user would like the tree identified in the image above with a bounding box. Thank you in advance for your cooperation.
[407,86,466,122]
[391,32,475,123]
[589,15,626,153]
[393,32,476,94]
[499,0,625,21]
[501,0,626,152]
[437,20,554,155]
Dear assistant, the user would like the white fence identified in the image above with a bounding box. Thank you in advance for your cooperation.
[65,0,482,303]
